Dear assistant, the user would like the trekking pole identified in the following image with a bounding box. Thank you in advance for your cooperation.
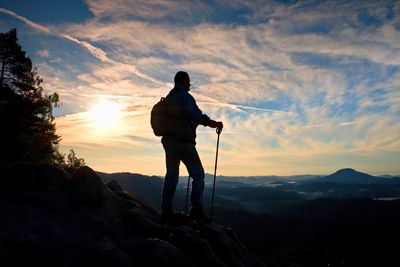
[210,127,222,221]
[185,176,191,214]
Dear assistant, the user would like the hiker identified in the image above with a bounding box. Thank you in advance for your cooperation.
[161,71,223,224]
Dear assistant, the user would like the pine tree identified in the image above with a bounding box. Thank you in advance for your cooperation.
[0,28,61,164]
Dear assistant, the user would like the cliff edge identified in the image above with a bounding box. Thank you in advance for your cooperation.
[0,164,264,267]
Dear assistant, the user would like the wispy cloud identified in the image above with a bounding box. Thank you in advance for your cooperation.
[0,7,161,86]
[37,49,49,58]
[84,0,212,22]
[0,8,51,33]
[1,1,399,175]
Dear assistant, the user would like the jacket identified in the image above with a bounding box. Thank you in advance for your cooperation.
[161,84,210,144]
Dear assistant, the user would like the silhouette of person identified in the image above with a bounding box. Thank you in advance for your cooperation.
[161,71,223,224]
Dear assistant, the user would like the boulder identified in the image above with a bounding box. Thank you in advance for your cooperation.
[200,224,263,266]
[70,166,111,205]
[107,179,123,192]
[168,225,226,267]
[139,238,194,267]
[0,163,69,193]
[0,163,266,267]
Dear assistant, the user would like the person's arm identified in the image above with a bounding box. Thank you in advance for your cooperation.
[185,93,211,126]
[185,93,223,130]
[208,120,223,131]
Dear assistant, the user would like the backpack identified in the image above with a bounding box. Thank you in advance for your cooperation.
[150,96,172,136]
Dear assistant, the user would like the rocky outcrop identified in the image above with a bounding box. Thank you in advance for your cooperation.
[0,164,264,267]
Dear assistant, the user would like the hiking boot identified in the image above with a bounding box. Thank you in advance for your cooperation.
[188,208,212,224]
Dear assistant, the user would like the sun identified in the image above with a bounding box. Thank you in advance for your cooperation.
[88,101,123,129]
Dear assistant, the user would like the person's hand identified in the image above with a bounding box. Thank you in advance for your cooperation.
[209,120,223,131]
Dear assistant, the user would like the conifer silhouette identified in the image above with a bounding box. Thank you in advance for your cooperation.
[0,28,61,164]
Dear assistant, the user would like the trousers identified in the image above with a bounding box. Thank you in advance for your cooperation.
[161,142,205,214]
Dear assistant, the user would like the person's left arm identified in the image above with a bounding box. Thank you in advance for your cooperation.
[185,93,211,126]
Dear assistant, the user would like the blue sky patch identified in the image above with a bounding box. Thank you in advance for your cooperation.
[0,0,92,24]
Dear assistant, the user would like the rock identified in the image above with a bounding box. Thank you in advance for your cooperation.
[0,163,70,208]
[107,179,160,222]
[139,238,194,267]
[107,179,123,192]
[70,166,111,205]
[120,207,165,236]
[0,163,265,267]
[107,179,141,203]
[200,224,263,266]
[81,237,134,267]
[0,163,69,193]
[168,225,226,267]
[71,166,104,192]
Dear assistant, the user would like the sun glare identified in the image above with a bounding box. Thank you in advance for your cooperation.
[88,101,123,129]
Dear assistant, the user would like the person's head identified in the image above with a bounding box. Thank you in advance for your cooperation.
[174,71,191,91]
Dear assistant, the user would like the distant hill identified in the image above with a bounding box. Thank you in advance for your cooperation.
[96,169,400,214]
[317,168,383,184]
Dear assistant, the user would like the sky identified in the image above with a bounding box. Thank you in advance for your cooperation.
[1,0,399,177]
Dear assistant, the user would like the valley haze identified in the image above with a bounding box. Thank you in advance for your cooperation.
[99,168,400,215]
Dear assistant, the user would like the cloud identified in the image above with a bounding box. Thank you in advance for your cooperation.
[60,8,398,110]
[2,1,399,175]
[36,49,50,57]
[56,0,400,174]
[0,8,51,33]
[0,7,160,86]
[60,33,111,63]
[0,7,108,62]
[85,0,211,21]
